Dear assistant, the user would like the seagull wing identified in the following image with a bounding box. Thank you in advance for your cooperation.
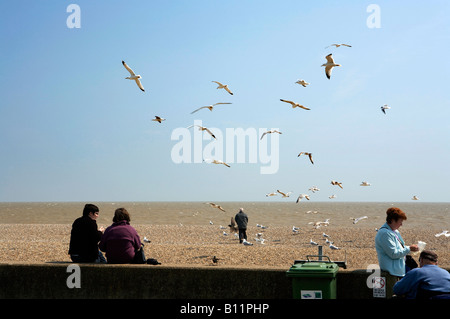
[190,106,209,114]
[308,153,314,164]
[224,86,233,95]
[212,81,223,87]
[298,104,310,110]
[325,65,333,79]
[212,102,232,106]
[260,132,268,140]
[122,61,136,76]
[341,44,352,47]
[325,54,335,63]
[204,127,216,139]
[135,78,145,91]
[280,99,295,107]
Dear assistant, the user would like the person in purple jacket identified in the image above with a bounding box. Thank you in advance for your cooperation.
[99,207,142,264]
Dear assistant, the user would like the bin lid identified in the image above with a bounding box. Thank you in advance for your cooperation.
[286,262,338,277]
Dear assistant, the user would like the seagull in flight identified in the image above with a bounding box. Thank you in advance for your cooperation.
[204,158,230,167]
[122,60,145,92]
[190,102,232,114]
[329,194,337,199]
[208,202,226,212]
[360,181,371,186]
[381,104,391,114]
[331,180,343,189]
[309,186,320,193]
[321,54,341,79]
[187,124,216,139]
[280,99,310,110]
[296,194,310,203]
[297,152,314,164]
[260,130,282,140]
[265,192,278,197]
[277,190,292,198]
[212,81,233,95]
[325,43,352,48]
[296,79,310,87]
[412,195,420,200]
[351,216,368,224]
[151,116,165,123]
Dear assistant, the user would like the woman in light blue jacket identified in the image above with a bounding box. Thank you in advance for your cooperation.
[375,207,419,277]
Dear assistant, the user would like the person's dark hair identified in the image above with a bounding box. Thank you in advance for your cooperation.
[113,207,130,223]
[82,204,99,217]
[386,207,407,224]
[420,250,438,263]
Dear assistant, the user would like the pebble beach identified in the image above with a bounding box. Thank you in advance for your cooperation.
[1,223,449,270]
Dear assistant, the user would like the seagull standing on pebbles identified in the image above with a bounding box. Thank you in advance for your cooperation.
[310,239,319,246]
[122,60,145,92]
[212,81,233,95]
[321,54,341,79]
[280,99,310,110]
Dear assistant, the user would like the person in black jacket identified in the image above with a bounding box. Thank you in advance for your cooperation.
[234,208,248,244]
[68,204,106,263]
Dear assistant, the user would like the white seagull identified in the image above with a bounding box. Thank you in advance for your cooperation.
[190,102,232,114]
[381,104,391,114]
[325,43,352,48]
[321,54,341,79]
[292,226,300,234]
[122,60,145,92]
[260,130,282,140]
[351,216,368,224]
[329,243,340,250]
[151,116,166,123]
[360,181,371,186]
[277,190,292,198]
[208,202,226,212]
[296,194,310,203]
[242,239,253,246]
[331,180,343,189]
[187,124,216,139]
[265,192,278,197]
[298,152,314,164]
[435,230,450,237]
[412,195,420,200]
[212,81,233,95]
[309,186,320,193]
[296,79,310,87]
[204,159,231,168]
[329,194,337,199]
[310,239,319,246]
[280,99,310,110]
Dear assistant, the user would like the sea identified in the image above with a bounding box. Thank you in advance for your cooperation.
[0,201,448,230]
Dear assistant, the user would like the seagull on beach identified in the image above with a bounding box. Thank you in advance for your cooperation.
[360,181,371,186]
[280,99,310,110]
[329,243,340,250]
[151,116,166,123]
[296,79,310,87]
[381,104,391,114]
[242,239,253,246]
[122,60,145,92]
[325,43,352,48]
[293,226,300,234]
[331,180,343,189]
[321,54,341,79]
[190,102,232,114]
[187,124,216,139]
[298,152,314,164]
[296,194,310,203]
[143,236,151,243]
[310,239,319,246]
[212,81,233,95]
[260,130,282,140]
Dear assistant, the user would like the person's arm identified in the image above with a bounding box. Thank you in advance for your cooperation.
[393,269,420,297]
[379,231,410,259]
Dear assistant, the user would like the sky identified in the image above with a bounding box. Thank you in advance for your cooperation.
[0,1,449,203]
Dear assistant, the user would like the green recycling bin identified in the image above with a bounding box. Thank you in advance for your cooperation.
[286,262,338,299]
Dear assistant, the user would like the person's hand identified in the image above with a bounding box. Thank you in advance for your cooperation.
[409,244,419,252]
[99,226,105,233]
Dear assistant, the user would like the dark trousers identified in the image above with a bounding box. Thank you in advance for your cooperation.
[238,228,247,243]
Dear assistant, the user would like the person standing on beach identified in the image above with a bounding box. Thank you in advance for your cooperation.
[234,208,248,244]
[375,207,418,277]
[68,204,106,263]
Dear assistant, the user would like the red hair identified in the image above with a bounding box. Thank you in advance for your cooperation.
[386,207,407,223]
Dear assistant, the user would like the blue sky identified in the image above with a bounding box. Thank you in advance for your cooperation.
[0,1,449,202]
